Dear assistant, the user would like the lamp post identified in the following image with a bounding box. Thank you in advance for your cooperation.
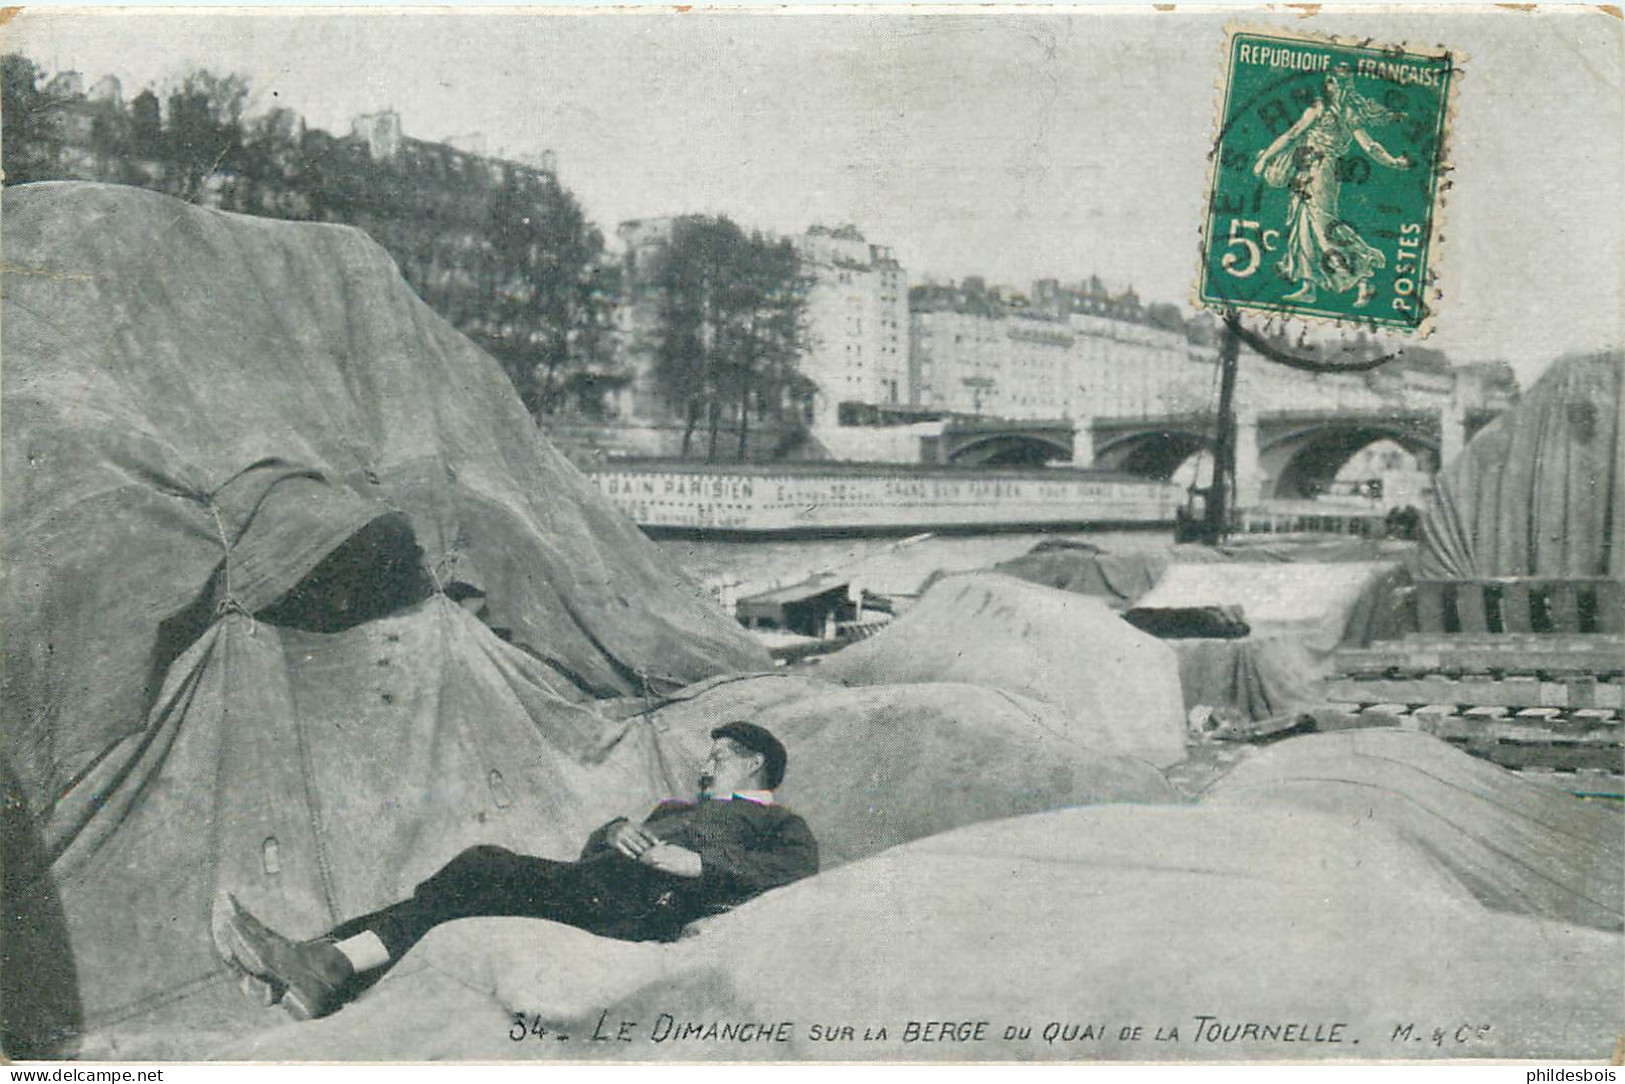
[1204,314,1241,544]
[1204,310,1403,545]
[962,376,994,417]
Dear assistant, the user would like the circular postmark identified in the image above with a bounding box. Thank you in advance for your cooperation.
[1198,27,1457,358]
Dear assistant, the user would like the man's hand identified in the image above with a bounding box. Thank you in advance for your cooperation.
[608,819,662,860]
[638,843,703,878]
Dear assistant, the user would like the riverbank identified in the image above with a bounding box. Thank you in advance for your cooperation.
[585,459,1181,535]
[656,528,1166,601]
[658,529,1420,608]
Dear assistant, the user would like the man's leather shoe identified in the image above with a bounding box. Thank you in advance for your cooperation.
[210,894,283,1007]
[217,894,354,1020]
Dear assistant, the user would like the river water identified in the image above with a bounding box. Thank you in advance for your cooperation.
[656,527,1174,600]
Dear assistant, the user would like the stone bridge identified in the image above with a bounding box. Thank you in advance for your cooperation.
[1087,405,1503,502]
[1062,335,1519,501]
[887,351,1512,495]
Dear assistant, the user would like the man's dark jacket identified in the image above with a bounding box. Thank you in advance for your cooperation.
[348,796,818,956]
[577,798,820,939]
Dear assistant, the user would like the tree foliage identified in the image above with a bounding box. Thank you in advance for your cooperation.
[471,170,623,417]
[0,55,619,421]
[643,216,812,460]
[162,70,249,199]
[2,55,59,182]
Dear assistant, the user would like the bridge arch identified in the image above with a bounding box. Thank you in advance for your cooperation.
[944,431,1074,467]
[1259,417,1439,500]
[1091,410,1455,500]
[1092,426,1214,481]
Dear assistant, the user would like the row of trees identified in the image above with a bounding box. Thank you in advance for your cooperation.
[2,56,818,455]
[2,57,254,201]
[422,168,624,419]
[0,56,633,423]
[640,217,816,460]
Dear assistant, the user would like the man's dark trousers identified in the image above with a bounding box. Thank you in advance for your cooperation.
[325,797,819,966]
[327,844,690,962]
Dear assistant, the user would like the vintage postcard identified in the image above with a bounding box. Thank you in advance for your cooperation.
[1,3,1620,1070]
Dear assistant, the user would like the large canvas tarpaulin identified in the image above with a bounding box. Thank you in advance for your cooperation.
[815,574,1189,767]
[622,673,1177,868]
[1422,350,1624,578]
[1125,561,1408,719]
[991,540,1170,606]
[0,182,769,1054]
[1173,538,1417,565]
[16,600,682,1057]
[223,801,1621,1063]
[992,538,1417,610]
[1203,730,1624,931]
[63,665,1176,1060]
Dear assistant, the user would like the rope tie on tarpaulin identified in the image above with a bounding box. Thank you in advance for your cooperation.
[206,500,255,629]
[624,671,794,719]
[639,669,686,794]
[429,543,484,602]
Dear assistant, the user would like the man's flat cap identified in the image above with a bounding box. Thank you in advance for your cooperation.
[711,721,788,790]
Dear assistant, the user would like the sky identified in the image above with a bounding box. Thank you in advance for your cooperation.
[9,6,1623,387]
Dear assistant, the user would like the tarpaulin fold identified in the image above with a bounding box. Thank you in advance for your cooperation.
[2,182,767,816]
[1421,351,1623,579]
[1126,561,1408,720]
[816,574,1189,767]
[0,182,768,1051]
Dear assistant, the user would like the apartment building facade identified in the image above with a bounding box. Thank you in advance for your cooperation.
[615,219,911,430]
[910,278,1213,423]
[789,225,910,427]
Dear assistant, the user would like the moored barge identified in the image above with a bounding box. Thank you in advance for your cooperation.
[582,459,1182,538]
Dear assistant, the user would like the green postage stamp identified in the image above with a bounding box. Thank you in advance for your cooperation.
[1199,28,1455,332]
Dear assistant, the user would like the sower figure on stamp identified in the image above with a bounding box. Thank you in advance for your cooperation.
[1253,65,1413,308]
[213,721,818,1021]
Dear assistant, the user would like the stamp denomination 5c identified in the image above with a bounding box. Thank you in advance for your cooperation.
[1200,28,1455,332]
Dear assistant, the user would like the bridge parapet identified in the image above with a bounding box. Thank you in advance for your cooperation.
[1255,407,1441,425]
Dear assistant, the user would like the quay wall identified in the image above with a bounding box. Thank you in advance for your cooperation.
[583,461,1182,536]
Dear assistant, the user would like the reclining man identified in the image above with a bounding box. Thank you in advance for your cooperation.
[214,721,818,1020]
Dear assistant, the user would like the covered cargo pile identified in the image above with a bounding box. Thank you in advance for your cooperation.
[1124,561,1408,721]
[991,539,1170,606]
[1422,350,1623,580]
[0,182,768,1057]
[225,736,1622,1062]
[815,574,1190,767]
